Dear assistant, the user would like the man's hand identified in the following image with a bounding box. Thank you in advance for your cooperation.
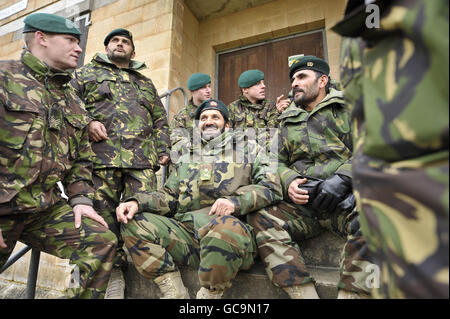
[73,204,109,229]
[276,94,291,113]
[159,155,170,166]
[116,200,139,224]
[312,174,352,212]
[0,229,7,249]
[288,178,309,205]
[88,120,108,142]
[209,198,235,216]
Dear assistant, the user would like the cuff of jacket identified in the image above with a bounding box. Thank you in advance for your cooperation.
[225,196,243,216]
[69,196,93,207]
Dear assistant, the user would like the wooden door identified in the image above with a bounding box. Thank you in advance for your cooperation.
[217,30,325,105]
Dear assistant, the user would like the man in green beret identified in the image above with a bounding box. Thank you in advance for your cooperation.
[71,28,171,298]
[333,0,448,299]
[116,98,282,299]
[0,13,118,299]
[227,69,280,130]
[248,55,374,299]
[169,73,212,151]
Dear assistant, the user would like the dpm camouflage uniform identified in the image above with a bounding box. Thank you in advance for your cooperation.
[333,0,449,298]
[122,131,282,291]
[248,88,373,294]
[169,98,197,147]
[0,51,117,299]
[227,95,280,129]
[71,53,170,269]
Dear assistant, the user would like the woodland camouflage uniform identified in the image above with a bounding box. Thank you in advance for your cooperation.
[122,130,282,291]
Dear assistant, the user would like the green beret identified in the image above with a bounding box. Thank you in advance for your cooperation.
[289,55,330,79]
[194,99,229,123]
[187,73,211,91]
[23,13,81,39]
[238,69,264,88]
[104,28,134,49]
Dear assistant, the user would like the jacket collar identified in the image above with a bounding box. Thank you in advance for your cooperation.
[278,88,345,121]
[21,50,73,86]
[93,53,147,71]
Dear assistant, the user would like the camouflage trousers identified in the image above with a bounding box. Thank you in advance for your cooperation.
[354,159,449,299]
[92,168,157,270]
[0,200,117,298]
[247,201,373,294]
[122,207,256,291]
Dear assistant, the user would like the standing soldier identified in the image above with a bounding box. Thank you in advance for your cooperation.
[170,73,211,148]
[0,13,117,299]
[71,28,171,299]
[116,99,282,299]
[248,56,373,299]
[332,0,449,298]
[227,69,280,130]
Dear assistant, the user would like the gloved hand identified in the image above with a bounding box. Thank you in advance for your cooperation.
[312,174,352,212]
[337,193,356,212]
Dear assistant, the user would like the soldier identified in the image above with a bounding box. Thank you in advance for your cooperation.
[332,0,449,298]
[248,56,373,299]
[116,99,282,299]
[71,28,171,298]
[0,13,117,299]
[170,73,211,148]
[227,69,280,129]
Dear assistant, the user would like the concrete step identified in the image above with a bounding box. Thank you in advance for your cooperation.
[125,230,345,299]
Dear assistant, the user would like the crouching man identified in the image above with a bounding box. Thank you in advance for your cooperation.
[116,99,282,298]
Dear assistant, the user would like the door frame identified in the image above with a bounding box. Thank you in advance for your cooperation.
[214,28,329,98]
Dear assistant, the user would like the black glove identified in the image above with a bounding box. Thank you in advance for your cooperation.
[337,193,356,212]
[312,174,352,212]
[297,178,322,202]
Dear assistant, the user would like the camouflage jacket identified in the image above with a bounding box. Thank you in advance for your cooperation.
[169,98,197,147]
[227,95,280,129]
[71,53,170,170]
[132,131,282,223]
[277,88,353,196]
[0,50,94,215]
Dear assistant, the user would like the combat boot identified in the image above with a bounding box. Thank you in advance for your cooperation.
[283,283,320,299]
[104,268,126,299]
[154,271,190,299]
[196,287,224,299]
[337,289,371,299]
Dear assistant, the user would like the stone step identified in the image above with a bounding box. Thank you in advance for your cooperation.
[125,230,345,299]
[124,261,340,299]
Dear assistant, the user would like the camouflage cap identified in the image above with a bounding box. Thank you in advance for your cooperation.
[187,73,211,91]
[194,99,229,123]
[289,55,330,79]
[104,28,135,49]
[23,13,81,40]
[238,69,264,88]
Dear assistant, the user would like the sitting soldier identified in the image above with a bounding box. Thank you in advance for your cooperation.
[116,99,282,299]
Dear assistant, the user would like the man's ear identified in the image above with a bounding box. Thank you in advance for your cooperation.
[131,50,136,60]
[225,122,230,130]
[35,31,47,48]
[319,75,329,89]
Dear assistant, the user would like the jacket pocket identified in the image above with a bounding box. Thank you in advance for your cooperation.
[0,101,41,203]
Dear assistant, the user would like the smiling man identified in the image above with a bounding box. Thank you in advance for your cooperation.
[116,99,282,299]
[0,13,118,299]
[71,28,171,299]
